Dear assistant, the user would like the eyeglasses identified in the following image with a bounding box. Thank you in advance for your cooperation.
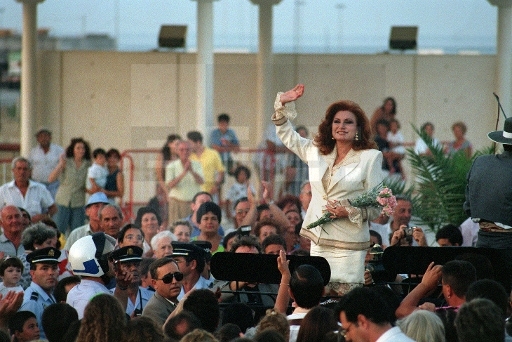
[156,271,184,284]
[339,322,353,338]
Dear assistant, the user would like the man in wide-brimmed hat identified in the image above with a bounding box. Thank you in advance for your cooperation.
[464,117,512,261]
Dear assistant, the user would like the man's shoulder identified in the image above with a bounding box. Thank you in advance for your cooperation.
[69,224,89,236]
[145,292,168,308]
[27,180,49,190]
[204,148,222,158]
[0,181,14,190]
[64,224,90,249]
[50,143,64,152]
[139,286,154,298]
[376,326,414,342]
[196,276,213,289]
[69,279,109,295]
[0,234,11,243]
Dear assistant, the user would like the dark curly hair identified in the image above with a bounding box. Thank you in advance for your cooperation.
[65,137,91,160]
[313,100,376,155]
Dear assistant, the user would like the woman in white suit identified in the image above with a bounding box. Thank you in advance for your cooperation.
[272,84,384,295]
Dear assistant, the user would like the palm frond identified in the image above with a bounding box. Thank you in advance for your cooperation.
[406,126,490,232]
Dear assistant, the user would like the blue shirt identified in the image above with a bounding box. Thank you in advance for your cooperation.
[20,282,56,339]
[209,128,240,165]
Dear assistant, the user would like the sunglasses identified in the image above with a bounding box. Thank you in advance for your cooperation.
[156,272,184,284]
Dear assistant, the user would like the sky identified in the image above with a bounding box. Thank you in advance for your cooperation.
[1,0,499,54]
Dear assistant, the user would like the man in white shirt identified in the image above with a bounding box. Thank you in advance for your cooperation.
[0,157,56,223]
[66,232,129,319]
[28,128,64,199]
[337,287,414,342]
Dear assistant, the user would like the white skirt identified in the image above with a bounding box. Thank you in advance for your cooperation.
[310,242,366,284]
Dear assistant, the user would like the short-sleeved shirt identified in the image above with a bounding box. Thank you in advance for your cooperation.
[0,180,54,216]
[86,163,108,190]
[110,285,153,316]
[190,148,225,194]
[210,128,240,164]
[28,143,64,184]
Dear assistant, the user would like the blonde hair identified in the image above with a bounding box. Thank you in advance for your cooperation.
[256,309,290,341]
[180,329,218,342]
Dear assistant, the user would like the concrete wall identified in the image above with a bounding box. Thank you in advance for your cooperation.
[29,50,497,207]
[35,50,497,152]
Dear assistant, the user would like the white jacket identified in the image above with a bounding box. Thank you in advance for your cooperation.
[275,119,384,249]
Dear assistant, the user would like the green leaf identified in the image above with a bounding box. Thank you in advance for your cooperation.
[404,125,492,232]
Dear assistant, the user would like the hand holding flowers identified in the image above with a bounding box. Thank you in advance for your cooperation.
[307,184,397,229]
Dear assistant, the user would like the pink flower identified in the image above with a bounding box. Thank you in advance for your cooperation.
[377,196,388,206]
[379,188,392,197]
[382,205,394,216]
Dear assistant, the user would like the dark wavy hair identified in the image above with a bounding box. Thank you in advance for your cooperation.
[381,97,397,114]
[313,100,376,155]
[76,293,127,342]
[65,137,91,160]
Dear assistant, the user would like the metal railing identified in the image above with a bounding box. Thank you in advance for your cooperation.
[119,147,290,222]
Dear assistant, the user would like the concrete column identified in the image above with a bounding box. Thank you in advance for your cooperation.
[16,0,44,156]
[250,0,282,142]
[488,0,512,121]
[193,0,216,136]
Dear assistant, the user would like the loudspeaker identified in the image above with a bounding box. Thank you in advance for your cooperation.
[158,25,187,48]
[389,26,418,50]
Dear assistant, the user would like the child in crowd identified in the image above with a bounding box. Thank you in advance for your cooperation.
[0,257,24,296]
[86,148,108,193]
[386,118,406,176]
[225,165,256,220]
[9,311,40,342]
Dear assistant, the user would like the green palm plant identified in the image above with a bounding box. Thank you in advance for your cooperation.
[406,127,492,232]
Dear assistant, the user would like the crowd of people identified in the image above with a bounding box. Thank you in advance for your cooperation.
[0,86,508,342]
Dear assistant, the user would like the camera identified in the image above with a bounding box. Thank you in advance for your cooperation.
[366,244,395,283]
[238,225,251,236]
[403,226,415,236]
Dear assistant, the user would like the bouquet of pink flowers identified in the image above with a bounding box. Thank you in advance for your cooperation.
[306,184,397,229]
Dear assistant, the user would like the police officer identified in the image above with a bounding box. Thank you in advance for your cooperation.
[19,247,60,339]
[170,242,210,300]
[109,245,152,317]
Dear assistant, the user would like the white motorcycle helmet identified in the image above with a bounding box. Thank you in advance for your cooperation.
[68,232,116,278]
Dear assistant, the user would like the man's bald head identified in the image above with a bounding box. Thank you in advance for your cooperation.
[0,205,23,237]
